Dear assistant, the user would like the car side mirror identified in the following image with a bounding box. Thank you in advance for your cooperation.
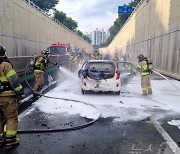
[78,70,81,78]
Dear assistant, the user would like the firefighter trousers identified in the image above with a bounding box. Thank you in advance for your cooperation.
[0,96,18,137]
[141,74,152,95]
[34,71,44,92]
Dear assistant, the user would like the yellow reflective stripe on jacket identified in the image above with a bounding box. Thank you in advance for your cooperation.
[34,70,44,73]
[142,87,148,90]
[14,85,23,93]
[1,90,15,94]
[6,130,17,136]
[147,86,152,89]
[142,61,148,70]
[0,76,8,82]
[138,61,149,76]
[141,72,149,76]
[35,61,41,66]
[6,70,16,78]
[44,59,48,63]
[0,91,16,96]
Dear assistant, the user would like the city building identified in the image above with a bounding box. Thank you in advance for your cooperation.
[87,28,108,45]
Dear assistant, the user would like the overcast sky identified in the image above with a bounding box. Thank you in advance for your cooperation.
[55,0,132,33]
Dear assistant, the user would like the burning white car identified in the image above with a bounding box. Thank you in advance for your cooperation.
[78,60,121,95]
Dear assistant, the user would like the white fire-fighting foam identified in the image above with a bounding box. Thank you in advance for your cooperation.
[21,67,180,128]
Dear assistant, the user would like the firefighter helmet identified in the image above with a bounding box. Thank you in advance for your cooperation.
[137,54,145,62]
[41,50,50,55]
[122,54,126,59]
[0,44,6,57]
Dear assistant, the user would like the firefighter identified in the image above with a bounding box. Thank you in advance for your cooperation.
[69,53,78,72]
[0,44,24,146]
[33,50,49,98]
[113,53,119,69]
[137,54,152,95]
[122,53,131,69]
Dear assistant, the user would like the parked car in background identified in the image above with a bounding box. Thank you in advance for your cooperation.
[78,60,121,95]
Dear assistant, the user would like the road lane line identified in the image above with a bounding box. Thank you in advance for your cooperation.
[150,117,180,154]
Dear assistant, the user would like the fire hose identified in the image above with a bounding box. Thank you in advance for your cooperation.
[17,61,101,134]
[129,61,180,92]
[152,70,180,92]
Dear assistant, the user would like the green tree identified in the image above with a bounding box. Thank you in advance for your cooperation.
[53,11,66,23]
[75,30,91,44]
[129,0,141,7]
[83,35,92,44]
[76,30,83,37]
[53,11,90,43]
[31,0,59,11]
[63,17,78,31]
[53,11,77,31]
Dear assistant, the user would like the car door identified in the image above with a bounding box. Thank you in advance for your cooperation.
[78,61,88,78]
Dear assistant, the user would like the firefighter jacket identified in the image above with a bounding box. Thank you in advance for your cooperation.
[0,61,23,96]
[137,60,150,76]
[34,55,48,73]
[70,56,77,64]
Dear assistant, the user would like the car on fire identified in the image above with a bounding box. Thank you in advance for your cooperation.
[78,60,121,95]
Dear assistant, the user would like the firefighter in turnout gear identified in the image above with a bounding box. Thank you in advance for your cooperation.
[69,53,78,72]
[113,53,119,69]
[137,54,152,95]
[33,50,49,98]
[0,44,24,146]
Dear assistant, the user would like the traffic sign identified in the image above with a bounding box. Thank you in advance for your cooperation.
[118,6,133,14]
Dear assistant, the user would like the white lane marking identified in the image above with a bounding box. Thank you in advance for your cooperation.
[150,117,180,154]
[18,107,35,121]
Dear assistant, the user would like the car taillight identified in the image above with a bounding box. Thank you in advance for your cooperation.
[83,82,86,86]
[116,83,119,87]
[116,70,120,80]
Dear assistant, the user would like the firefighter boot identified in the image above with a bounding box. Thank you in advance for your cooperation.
[33,91,41,99]
[5,136,20,146]
[148,87,152,95]
[142,89,148,95]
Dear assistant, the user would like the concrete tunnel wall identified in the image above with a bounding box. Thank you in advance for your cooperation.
[99,0,180,80]
[0,0,93,57]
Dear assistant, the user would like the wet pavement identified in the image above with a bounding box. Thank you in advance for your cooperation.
[0,116,166,154]
[1,107,179,154]
[1,70,180,154]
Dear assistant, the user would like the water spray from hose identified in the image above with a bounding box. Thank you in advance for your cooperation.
[19,61,102,134]
[126,62,180,92]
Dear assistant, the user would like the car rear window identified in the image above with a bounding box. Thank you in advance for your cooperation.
[87,62,115,80]
[89,62,115,72]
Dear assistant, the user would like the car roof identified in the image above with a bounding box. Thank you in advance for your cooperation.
[88,60,114,63]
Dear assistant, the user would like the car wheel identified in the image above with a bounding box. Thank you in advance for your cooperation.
[81,89,85,95]
[115,91,120,95]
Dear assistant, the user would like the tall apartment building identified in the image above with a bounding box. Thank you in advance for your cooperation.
[89,28,108,45]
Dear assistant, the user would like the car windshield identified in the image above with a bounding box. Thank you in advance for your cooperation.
[88,62,115,73]
[50,46,66,54]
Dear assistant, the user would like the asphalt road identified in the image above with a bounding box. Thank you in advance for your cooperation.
[1,108,180,154]
[1,71,180,154]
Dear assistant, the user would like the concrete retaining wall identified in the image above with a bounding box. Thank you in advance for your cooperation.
[99,0,180,80]
[0,0,93,57]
